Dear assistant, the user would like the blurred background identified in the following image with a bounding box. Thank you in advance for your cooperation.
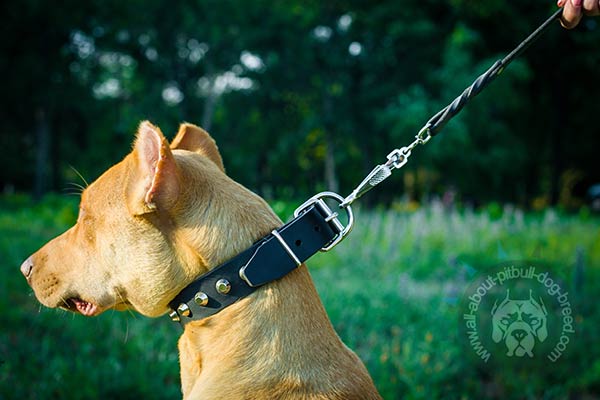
[1,0,599,399]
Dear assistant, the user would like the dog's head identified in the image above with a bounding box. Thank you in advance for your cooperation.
[491,289,548,357]
[20,122,280,318]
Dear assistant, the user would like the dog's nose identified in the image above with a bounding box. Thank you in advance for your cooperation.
[20,257,34,279]
[511,329,527,341]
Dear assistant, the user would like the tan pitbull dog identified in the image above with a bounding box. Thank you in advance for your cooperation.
[20,121,381,399]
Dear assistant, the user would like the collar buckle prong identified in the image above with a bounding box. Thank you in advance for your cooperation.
[294,191,354,252]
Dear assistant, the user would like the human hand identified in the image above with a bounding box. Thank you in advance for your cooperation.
[558,0,600,29]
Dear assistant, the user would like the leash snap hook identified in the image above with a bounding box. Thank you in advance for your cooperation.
[416,125,432,145]
[294,191,354,252]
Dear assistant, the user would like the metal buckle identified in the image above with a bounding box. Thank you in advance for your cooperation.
[294,191,354,252]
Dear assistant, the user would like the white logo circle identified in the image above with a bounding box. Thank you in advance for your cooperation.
[460,262,575,365]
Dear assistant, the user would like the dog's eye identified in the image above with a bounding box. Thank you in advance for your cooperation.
[525,314,539,327]
[501,312,518,326]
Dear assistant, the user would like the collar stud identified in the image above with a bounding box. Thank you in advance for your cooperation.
[215,279,231,294]
[169,310,181,322]
[194,291,209,306]
[177,303,191,317]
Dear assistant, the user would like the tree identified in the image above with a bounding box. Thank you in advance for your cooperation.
[2,0,599,207]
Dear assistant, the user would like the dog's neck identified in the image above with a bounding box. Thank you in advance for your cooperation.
[170,156,378,398]
[175,219,373,396]
[178,265,365,398]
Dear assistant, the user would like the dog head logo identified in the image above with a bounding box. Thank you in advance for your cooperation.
[491,289,548,358]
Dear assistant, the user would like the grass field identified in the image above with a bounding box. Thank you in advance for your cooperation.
[1,194,599,399]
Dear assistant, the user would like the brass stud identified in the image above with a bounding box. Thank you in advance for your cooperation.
[215,279,231,294]
[169,310,181,322]
[177,303,191,317]
[194,291,209,306]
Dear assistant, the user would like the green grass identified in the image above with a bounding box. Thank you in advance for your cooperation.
[309,204,600,399]
[1,195,599,399]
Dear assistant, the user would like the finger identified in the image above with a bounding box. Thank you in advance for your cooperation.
[560,0,584,29]
[583,0,600,15]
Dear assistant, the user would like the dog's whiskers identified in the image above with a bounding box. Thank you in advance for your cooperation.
[62,183,86,197]
[115,287,137,321]
[61,166,90,197]
[66,182,86,192]
[69,165,90,188]
[113,288,133,344]
[123,318,130,344]
[62,192,82,198]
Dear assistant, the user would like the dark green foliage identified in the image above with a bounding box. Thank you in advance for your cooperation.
[1,0,599,206]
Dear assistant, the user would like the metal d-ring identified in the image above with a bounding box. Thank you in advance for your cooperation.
[294,191,354,252]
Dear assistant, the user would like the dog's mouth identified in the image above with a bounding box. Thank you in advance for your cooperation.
[63,297,101,316]
[61,297,132,316]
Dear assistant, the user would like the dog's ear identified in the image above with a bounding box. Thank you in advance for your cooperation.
[534,295,548,342]
[170,123,225,172]
[128,121,181,215]
[491,299,504,343]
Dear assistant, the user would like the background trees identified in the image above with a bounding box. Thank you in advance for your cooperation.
[2,3,599,398]
[1,0,599,208]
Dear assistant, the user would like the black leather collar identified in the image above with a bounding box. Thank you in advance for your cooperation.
[167,198,346,326]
